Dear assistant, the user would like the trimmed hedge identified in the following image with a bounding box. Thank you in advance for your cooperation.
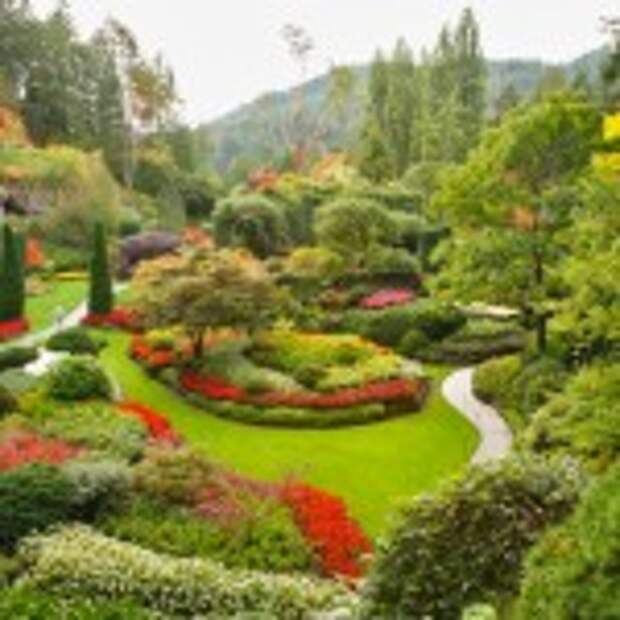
[360,456,583,620]
[47,328,106,356]
[45,357,112,402]
[0,347,38,372]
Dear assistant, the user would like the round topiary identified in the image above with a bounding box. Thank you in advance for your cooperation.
[46,328,106,356]
[45,357,112,402]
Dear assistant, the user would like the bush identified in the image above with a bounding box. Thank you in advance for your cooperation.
[360,456,583,620]
[517,463,620,619]
[0,385,17,416]
[46,328,106,355]
[62,458,133,521]
[102,497,314,574]
[134,448,214,506]
[0,588,156,619]
[0,370,37,396]
[524,363,620,471]
[45,357,112,402]
[0,347,38,372]
[0,464,75,551]
[17,526,356,617]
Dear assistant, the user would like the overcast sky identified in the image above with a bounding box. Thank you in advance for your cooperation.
[32,1,617,124]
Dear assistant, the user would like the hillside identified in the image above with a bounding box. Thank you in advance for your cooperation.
[206,46,610,172]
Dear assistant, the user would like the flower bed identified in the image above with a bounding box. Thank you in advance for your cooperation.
[117,401,182,446]
[0,318,29,342]
[282,483,372,579]
[0,431,81,471]
[81,308,137,331]
[359,288,415,309]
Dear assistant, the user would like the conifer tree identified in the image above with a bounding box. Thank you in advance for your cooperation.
[88,222,113,316]
[0,223,25,322]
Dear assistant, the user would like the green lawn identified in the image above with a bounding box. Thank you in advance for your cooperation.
[100,332,479,537]
[27,280,88,332]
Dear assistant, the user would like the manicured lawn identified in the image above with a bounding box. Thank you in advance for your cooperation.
[27,280,88,331]
[100,331,479,537]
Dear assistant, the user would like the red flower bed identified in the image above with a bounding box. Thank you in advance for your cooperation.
[0,318,29,341]
[118,401,182,446]
[0,432,81,471]
[359,288,415,309]
[181,372,247,402]
[82,307,137,330]
[282,482,372,579]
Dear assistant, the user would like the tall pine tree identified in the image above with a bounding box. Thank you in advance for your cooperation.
[0,223,25,323]
[88,222,113,316]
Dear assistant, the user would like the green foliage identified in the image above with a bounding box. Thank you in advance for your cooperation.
[213,194,289,258]
[0,370,37,396]
[45,357,112,402]
[134,448,213,506]
[0,384,18,416]
[88,223,113,316]
[62,458,133,521]
[17,525,355,617]
[0,224,25,322]
[361,456,583,620]
[102,497,314,575]
[524,363,620,471]
[517,463,620,619]
[47,328,106,355]
[0,464,75,551]
[0,347,38,372]
[0,588,157,620]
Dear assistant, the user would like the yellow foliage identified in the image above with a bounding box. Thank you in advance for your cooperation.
[0,106,29,147]
[603,113,620,142]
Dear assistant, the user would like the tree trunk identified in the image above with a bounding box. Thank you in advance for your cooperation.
[536,313,547,354]
[192,330,205,359]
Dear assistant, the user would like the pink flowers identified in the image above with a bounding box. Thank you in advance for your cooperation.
[0,318,29,341]
[0,432,81,471]
[360,289,415,309]
[118,401,182,446]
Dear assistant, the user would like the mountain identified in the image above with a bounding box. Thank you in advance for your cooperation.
[204,47,610,173]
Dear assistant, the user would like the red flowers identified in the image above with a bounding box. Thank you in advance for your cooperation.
[180,371,427,410]
[181,372,247,402]
[118,401,182,446]
[0,432,81,471]
[282,483,372,579]
[0,318,29,341]
[360,288,415,309]
[82,308,137,330]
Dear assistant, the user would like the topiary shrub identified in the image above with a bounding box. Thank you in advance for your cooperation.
[0,464,75,551]
[45,357,112,402]
[0,346,38,372]
[87,222,113,316]
[516,462,620,619]
[360,456,583,620]
[46,328,106,356]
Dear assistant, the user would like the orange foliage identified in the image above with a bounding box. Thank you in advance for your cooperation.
[25,238,45,269]
[512,207,539,231]
[0,107,29,147]
[247,167,280,192]
[183,227,212,248]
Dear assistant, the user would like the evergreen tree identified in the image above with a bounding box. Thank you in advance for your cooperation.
[357,115,392,182]
[0,223,25,322]
[494,82,521,122]
[88,222,113,316]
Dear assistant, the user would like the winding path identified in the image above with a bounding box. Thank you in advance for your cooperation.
[442,367,513,464]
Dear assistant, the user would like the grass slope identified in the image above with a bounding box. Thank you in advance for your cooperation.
[27,280,87,332]
[100,332,479,536]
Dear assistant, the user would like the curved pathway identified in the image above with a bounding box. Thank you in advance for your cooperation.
[442,367,513,464]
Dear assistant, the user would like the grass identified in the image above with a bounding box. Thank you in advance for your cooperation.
[27,280,88,332]
[100,331,479,537]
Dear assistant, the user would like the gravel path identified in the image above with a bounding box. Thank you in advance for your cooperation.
[442,367,513,464]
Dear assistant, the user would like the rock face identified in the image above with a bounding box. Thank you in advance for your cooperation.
[119,231,181,278]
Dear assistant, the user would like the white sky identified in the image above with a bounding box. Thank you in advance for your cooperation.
[32,1,618,124]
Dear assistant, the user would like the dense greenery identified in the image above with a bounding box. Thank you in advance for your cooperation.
[0,224,25,322]
[87,223,113,316]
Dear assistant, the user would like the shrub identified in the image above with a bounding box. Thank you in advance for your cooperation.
[62,458,133,521]
[0,588,156,619]
[0,384,17,416]
[102,497,315,575]
[0,464,75,551]
[0,431,80,471]
[38,403,147,462]
[0,346,38,372]
[46,328,106,355]
[134,448,214,506]
[0,370,37,396]
[45,357,112,402]
[17,526,356,617]
[517,463,620,619]
[360,456,583,620]
[524,363,620,471]
[0,224,25,323]
[87,222,113,316]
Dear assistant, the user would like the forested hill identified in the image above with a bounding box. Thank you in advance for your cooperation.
[205,46,609,172]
